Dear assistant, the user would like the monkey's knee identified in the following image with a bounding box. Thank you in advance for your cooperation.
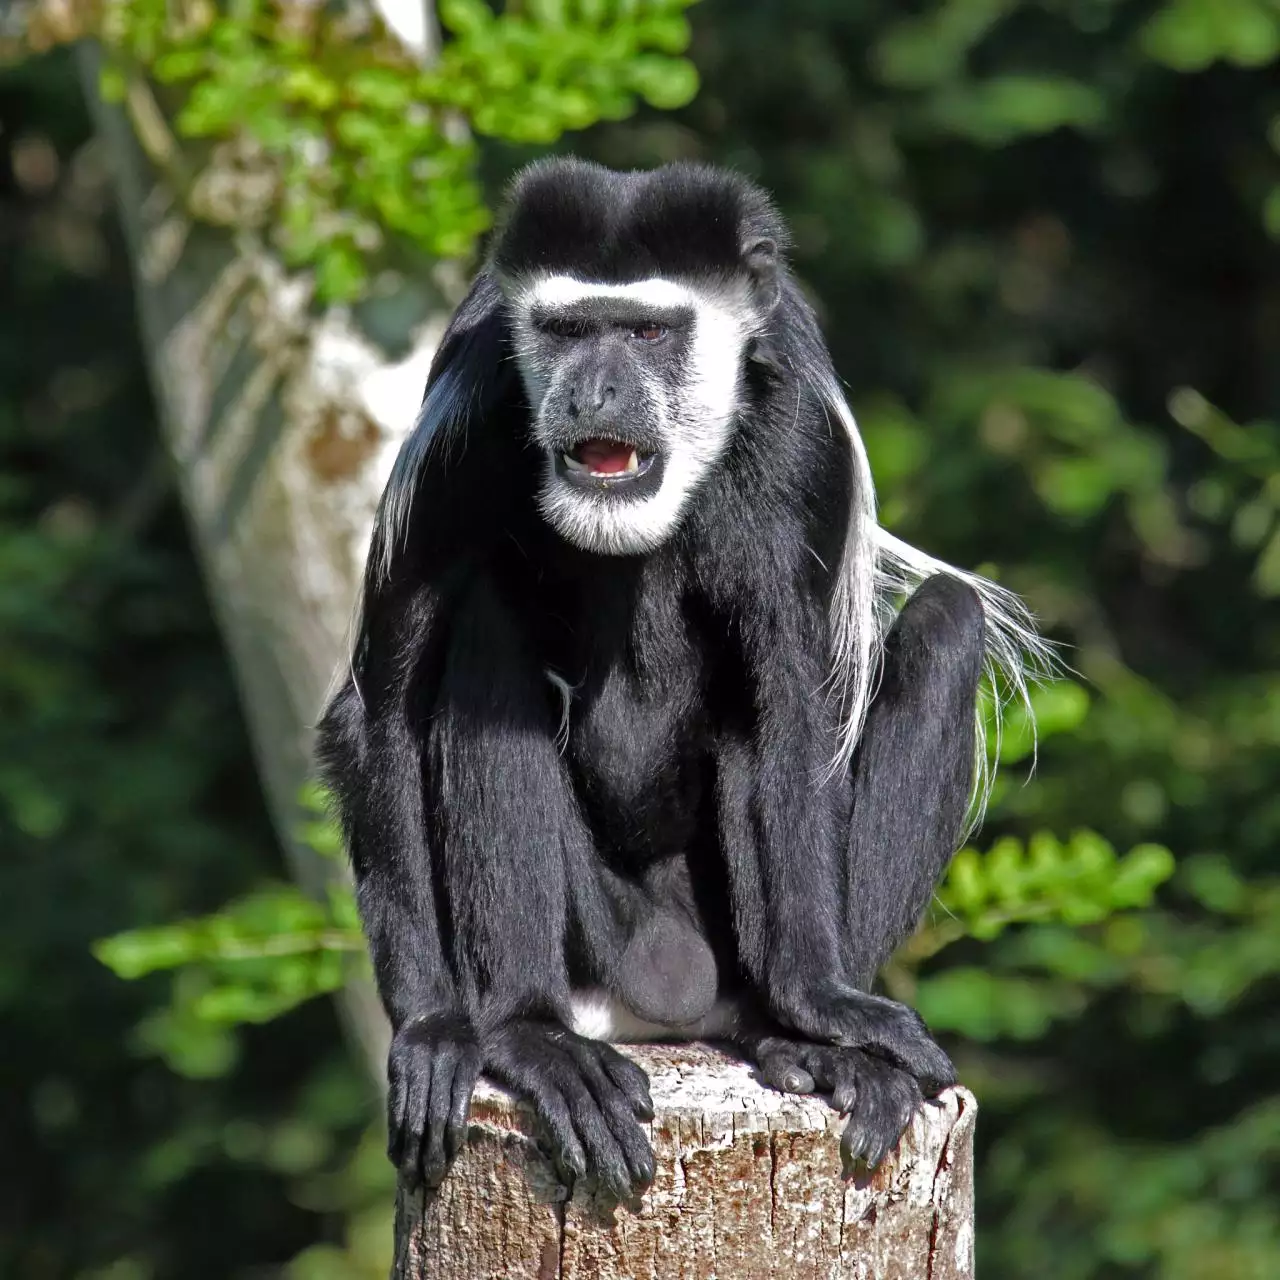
[898,574,984,649]
[881,575,985,695]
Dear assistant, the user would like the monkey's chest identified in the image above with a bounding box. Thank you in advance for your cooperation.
[559,665,711,867]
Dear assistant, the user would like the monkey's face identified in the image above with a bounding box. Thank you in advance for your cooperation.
[507,276,754,556]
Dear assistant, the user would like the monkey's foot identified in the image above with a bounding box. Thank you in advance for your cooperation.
[781,985,956,1096]
[483,1019,656,1200]
[750,1037,931,1175]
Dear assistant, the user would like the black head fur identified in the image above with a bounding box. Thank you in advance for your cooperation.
[491,157,790,288]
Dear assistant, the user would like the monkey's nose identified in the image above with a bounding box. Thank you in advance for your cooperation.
[568,382,617,417]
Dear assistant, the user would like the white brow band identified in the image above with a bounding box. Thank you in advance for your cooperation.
[519,275,702,311]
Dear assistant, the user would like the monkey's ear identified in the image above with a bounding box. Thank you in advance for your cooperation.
[743,237,780,311]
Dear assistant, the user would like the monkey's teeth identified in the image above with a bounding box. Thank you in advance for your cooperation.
[625,450,640,473]
[563,452,589,473]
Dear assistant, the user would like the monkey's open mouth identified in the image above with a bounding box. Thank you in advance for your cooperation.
[556,438,659,487]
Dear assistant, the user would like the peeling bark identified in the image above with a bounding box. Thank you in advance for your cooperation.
[394,1046,976,1280]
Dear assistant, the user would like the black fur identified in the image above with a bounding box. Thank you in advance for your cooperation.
[492,157,786,284]
[317,160,983,1194]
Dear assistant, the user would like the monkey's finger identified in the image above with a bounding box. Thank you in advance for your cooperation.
[599,1048,654,1121]
[839,1112,875,1177]
[558,1071,634,1200]
[422,1041,461,1187]
[870,1033,955,1097]
[445,1043,481,1162]
[591,1090,656,1190]
[839,1060,920,1177]
[394,1059,432,1186]
[573,1047,656,1188]
[829,1068,859,1116]
[855,1003,956,1094]
[535,1086,591,1184]
[838,1079,886,1175]
[793,1045,837,1092]
[386,1062,410,1167]
[806,1045,865,1115]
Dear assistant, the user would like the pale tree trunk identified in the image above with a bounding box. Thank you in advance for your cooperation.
[394,1046,977,1280]
[74,0,456,1072]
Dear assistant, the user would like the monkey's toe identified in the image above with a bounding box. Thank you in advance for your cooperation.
[836,1053,923,1176]
[748,1035,927,1176]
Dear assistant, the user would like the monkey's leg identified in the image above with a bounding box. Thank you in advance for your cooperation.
[419,575,655,1198]
[841,572,986,987]
[739,574,984,1168]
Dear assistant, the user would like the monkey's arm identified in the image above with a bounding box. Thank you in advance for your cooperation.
[317,585,481,1188]
[323,574,655,1197]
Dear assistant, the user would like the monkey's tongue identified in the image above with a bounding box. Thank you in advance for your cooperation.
[574,440,637,474]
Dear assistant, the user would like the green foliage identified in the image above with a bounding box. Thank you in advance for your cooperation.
[940,831,1175,939]
[915,967,1086,1040]
[93,783,363,1074]
[988,679,1090,768]
[1141,0,1280,71]
[0,49,381,1276]
[9,0,1280,1276]
[901,830,1175,1041]
[94,884,362,1012]
[100,0,699,301]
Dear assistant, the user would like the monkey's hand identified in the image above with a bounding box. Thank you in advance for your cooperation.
[774,983,956,1097]
[751,1036,931,1175]
[387,1013,483,1189]
[483,1019,656,1200]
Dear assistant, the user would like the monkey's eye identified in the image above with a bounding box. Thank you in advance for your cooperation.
[630,323,668,343]
[540,317,588,339]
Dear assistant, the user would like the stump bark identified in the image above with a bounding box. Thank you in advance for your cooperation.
[392,1045,975,1279]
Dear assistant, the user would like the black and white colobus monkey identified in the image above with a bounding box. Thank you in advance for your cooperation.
[317,159,1051,1196]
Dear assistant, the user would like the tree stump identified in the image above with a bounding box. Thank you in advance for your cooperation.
[392,1044,975,1279]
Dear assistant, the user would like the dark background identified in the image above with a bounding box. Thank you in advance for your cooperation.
[3,3,1278,1277]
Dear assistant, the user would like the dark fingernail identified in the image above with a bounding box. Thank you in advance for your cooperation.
[445,1123,466,1158]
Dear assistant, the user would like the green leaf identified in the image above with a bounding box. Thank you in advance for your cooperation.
[995,680,1090,765]
[1181,854,1250,914]
[1142,0,1280,71]
[95,925,200,980]
[629,55,699,110]
[934,830,1176,943]
[315,243,368,304]
[916,967,1085,1040]
[1140,0,1223,71]
[98,64,128,103]
[280,66,339,111]
[1263,186,1280,239]
[926,76,1107,146]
